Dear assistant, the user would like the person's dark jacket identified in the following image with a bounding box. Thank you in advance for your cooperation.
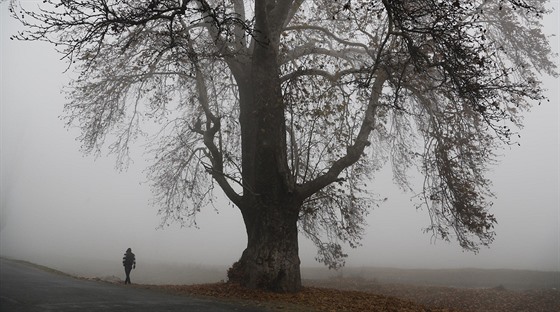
[122,251,136,268]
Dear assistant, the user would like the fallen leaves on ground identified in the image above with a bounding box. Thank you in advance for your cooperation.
[135,278,560,312]
[305,277,560,312]
[140,282,459,312]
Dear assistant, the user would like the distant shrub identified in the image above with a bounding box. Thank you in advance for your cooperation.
[493,284,507,291]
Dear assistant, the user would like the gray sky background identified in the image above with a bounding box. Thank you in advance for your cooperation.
[1,2,558,272]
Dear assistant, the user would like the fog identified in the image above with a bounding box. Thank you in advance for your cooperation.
[1,3,558,285]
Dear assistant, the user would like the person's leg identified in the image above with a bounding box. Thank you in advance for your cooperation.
[125,266,132,284]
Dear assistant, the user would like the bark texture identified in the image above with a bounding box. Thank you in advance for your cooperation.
[229,198,302,292]
[223,1,305,292]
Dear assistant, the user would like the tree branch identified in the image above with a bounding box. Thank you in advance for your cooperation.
[298,70,388,199]
[186,32,242,207]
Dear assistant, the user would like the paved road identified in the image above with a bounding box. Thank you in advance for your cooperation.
[0,258,265,312]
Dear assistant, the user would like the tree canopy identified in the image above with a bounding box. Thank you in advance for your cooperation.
[10,0,557,291]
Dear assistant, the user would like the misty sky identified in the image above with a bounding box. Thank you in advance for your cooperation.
[1,3,558,272]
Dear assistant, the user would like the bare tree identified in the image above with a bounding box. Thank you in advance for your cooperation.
[10,0,557,292]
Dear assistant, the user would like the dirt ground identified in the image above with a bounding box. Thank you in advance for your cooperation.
[304,277,560,312]
[141,277,560,312]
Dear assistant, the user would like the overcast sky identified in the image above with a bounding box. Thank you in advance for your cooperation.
[1,2,558,273]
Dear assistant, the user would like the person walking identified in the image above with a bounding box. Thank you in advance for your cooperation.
[122,248,136,285]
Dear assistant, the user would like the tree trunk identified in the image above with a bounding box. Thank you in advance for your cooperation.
[229,198,302,292]
[230,57,303,292]
[226,3,302,292]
